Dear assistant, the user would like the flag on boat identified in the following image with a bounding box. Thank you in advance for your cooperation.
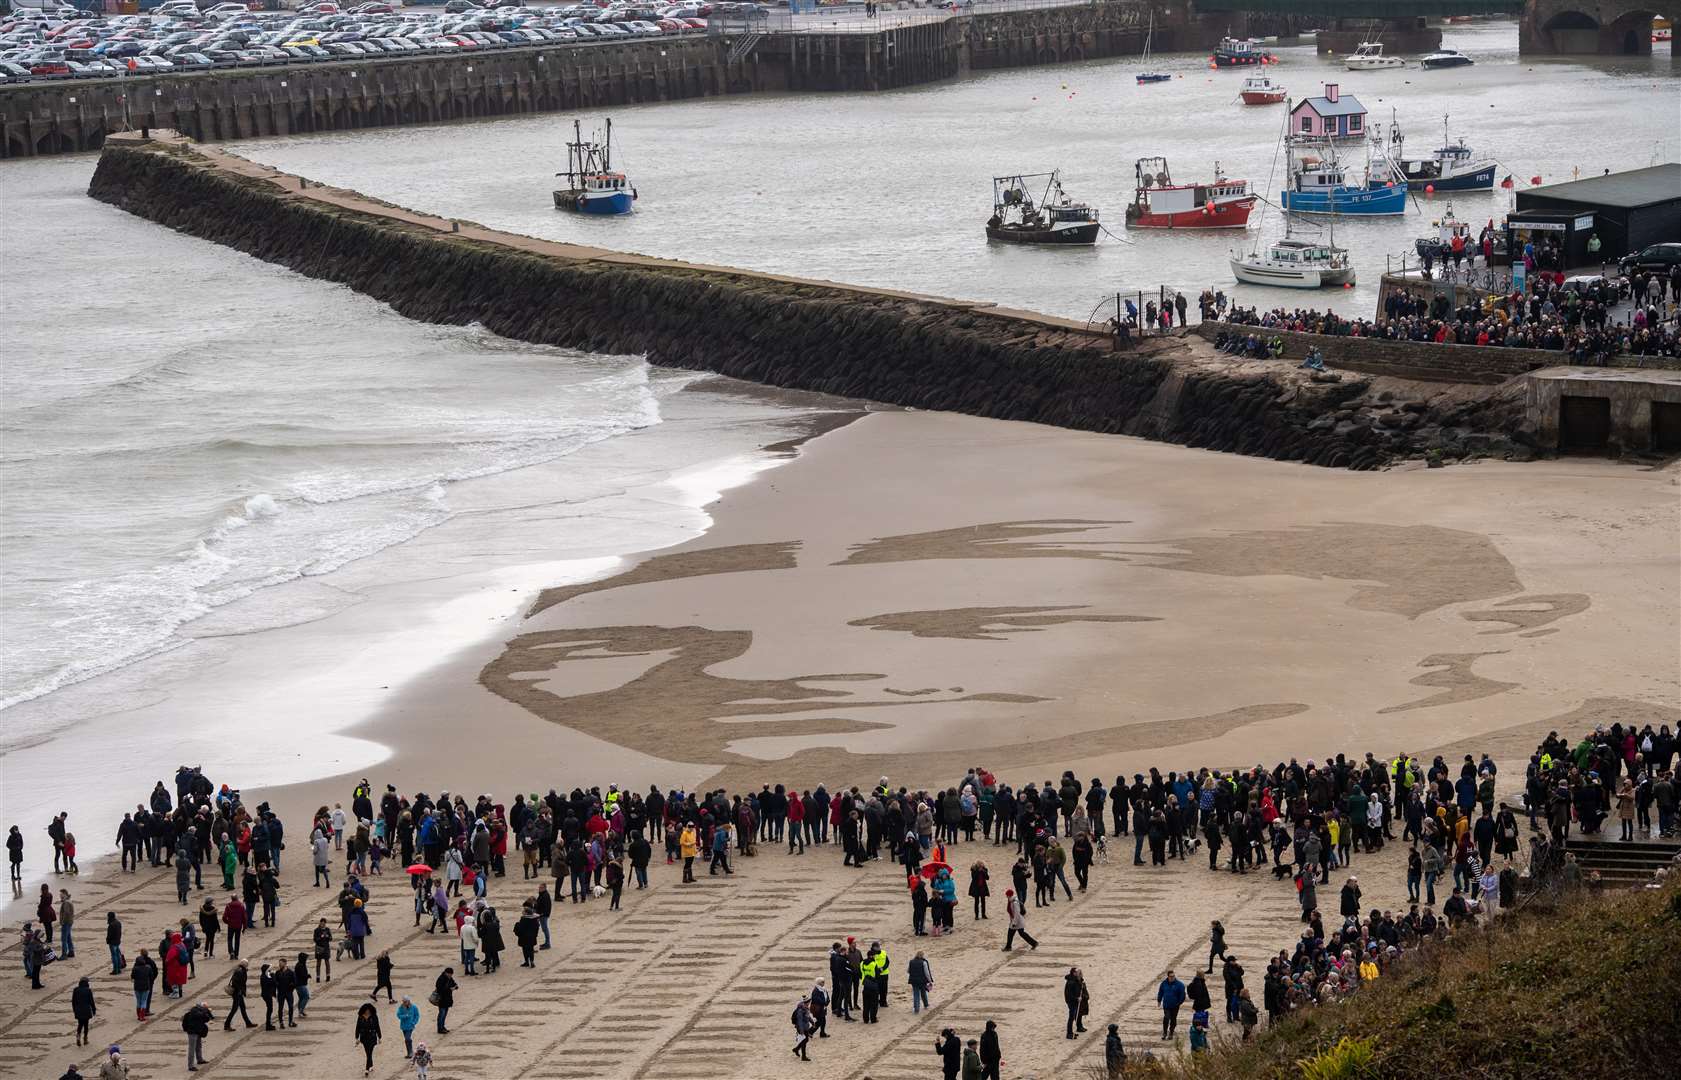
[1500,176,1514,189]
[1530,176,1542,185]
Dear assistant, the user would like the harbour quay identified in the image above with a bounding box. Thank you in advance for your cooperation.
[0,0,1169,158]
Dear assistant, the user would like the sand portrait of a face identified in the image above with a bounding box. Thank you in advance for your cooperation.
[481,519,1590,790]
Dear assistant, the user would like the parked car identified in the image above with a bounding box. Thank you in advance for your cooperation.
[1619,242,1681,277]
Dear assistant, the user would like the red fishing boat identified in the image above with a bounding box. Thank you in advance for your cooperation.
[1124,157,1257,230]
[1239,73,1287,105]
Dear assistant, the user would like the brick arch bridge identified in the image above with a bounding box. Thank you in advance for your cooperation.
[1522,0,1676,55]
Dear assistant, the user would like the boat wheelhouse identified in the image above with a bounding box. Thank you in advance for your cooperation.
[1240,73,1287,104]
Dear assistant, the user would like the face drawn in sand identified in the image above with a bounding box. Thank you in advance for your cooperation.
[838,520,1133,567]
[1460,594,1592,635]
[848,606,1160,642]
[486,517,1588,789]
[480,624,1048,764]
[1378,653,1520,715]
[528,542,802,618]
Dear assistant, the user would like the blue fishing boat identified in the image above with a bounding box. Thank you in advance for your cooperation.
[553,119,636,216]
[1280,142,1407,216]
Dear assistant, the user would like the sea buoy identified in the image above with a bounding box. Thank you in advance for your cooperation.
[1425,184,1435,195]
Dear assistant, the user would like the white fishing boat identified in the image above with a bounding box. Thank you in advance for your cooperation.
[1343,42,1406,70]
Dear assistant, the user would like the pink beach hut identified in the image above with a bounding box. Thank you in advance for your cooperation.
[1289,83,1367,140]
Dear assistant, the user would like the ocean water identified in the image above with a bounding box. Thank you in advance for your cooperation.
[0,156,815,750]
[234,21,1678,321]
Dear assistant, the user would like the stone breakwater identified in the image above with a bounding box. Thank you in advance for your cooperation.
[87,133,1534,471]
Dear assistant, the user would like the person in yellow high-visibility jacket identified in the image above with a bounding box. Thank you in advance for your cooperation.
[678,825,699,884]
[859,952,882,1023]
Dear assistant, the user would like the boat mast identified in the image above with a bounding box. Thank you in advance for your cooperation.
[604,118,613,173]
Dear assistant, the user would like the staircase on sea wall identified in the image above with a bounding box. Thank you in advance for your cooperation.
[1564,837,1680,887]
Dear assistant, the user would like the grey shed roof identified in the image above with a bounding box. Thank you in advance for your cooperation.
[1520,164,1681,210]
[1294,94,1366,118]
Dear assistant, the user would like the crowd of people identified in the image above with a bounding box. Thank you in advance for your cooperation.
[16,720,1663,1080]
[1526,723,1679,849]
[1219,267,1680,364]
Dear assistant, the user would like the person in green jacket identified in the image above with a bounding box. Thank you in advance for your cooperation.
[220,840,238,891]
[961,1038,984,1080]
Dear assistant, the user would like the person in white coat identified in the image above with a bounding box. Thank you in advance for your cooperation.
[458,915,479,976]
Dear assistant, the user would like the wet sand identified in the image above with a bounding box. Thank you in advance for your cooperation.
[3,409,1677,1080]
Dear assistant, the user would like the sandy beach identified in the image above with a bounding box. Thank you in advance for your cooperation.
[4,407,1677,1080]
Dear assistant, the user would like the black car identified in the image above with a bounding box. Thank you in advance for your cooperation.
[443,0,481,11]
[1619,242,1681,277]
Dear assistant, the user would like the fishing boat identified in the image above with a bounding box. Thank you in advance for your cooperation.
[1232,113,1355,288]
[553,118,636,215]
[1125,157,1256,230]
[1388,112,1496,192]
[1211,35,1275,67]
[1239,72,1287,104]
[1135,9,1171,83]
[985,172,1100,245]
[1342,42,1406,70]
[1419,48,1475,69]
[1280,138,1407,216]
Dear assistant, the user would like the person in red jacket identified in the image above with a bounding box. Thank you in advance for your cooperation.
[788,793,807,854]
[163,932,190,998]
[222,896,248,960]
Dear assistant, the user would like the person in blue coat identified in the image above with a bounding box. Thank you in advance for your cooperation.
[1156,969,1186,1040]
[395,995,420,1059]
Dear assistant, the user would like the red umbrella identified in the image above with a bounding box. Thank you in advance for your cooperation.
[405,864,433,876]
[919,860,952,881]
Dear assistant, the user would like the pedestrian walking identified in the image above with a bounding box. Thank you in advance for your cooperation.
[393,995,420,1058]
[411,1042,432,1080]
[790,996,814,1061]
[934,1027,961,1080]
[908,950,933,1013]
[355,1002,383,1076]
[223,961,255,1030]
[809,978,829,1039]
[1002,890,1038,951]
[981,1019,1003,1080]
[373,950,395,1001]
[1156,969,1186,1039]
[71,977,96,1046]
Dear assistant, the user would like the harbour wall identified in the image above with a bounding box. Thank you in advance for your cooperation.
[1,3,1173,158]
[86,132,1543,471]
[1192,319,1681,384]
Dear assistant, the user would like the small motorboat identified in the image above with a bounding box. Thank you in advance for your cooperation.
[1419,48,1475,69]
[1413,203,1474,264]
[1212,35,1275,67]
[553,118,636,215]
[1231,236,1356,288]
[986,172,1100,245]
[1135,10,1171,83]
[1239,73,1286,104]
[1343,42,1406,70]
